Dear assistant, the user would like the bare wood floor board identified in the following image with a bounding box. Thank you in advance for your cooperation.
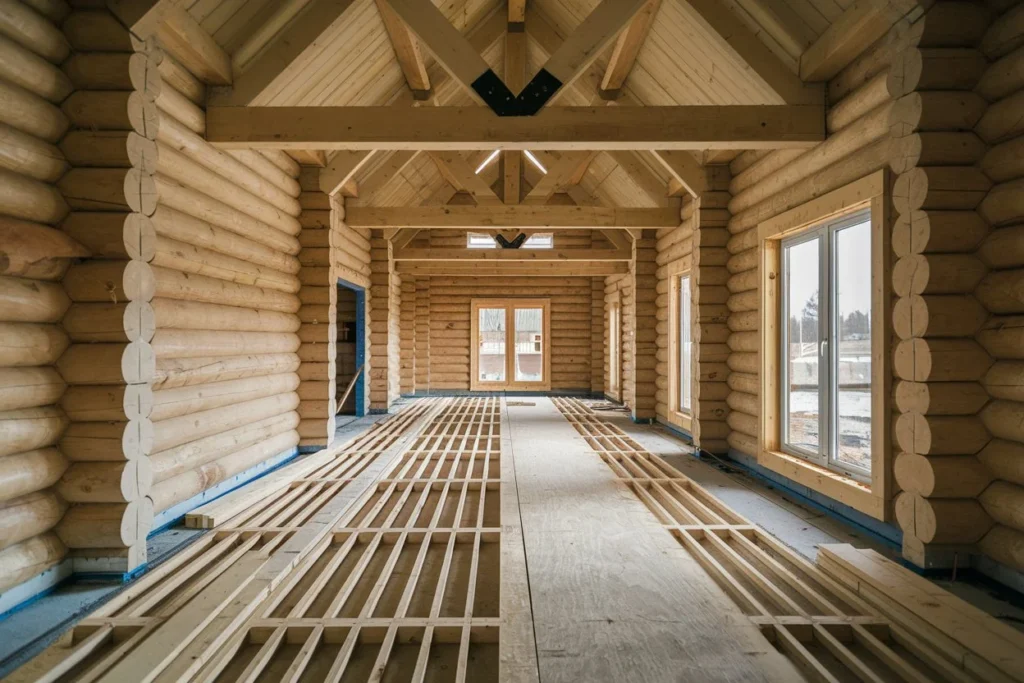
[551,397,1009,683]
[508,399,801,682]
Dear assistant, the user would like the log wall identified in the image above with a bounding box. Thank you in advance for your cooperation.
[605,273,632,403]
[297,171,336,448]
[333,200,371,417]
[974,2,1024,574]
[0,0,77,596]
[368,234,400,411]
[633,235,658,421]
[888,3,998,568]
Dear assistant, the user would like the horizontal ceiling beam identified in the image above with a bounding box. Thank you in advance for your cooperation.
[206,105,825,150]
[394,261,630,276]
[345,205,678,229]
[393,247,632,261]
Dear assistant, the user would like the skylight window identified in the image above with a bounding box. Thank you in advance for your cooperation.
[466,233,554,249]
[467,233,497,248]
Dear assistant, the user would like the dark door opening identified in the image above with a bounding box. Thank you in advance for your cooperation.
[336,279,365,417]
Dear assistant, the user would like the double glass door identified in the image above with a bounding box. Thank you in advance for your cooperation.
[471,299,550,391]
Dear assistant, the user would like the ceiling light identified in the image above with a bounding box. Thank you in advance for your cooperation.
[474,149,501,174]
[524,150,547,174]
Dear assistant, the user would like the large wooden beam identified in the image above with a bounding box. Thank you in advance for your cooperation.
[393,247,632,261]
[508,0,526,24]
[800,0,929,81]
[345,205,679,229]
[206,105,825,150]
[680,0,822,105]
[599,0,661,100]
[427,152,503,205]
[375,0,431,99]
[108,1,231,85]
[503,24,527,203]
[320,151,376,195]
[395,261,630,276]
[651,150,707,198]
[524,152,596,204]
[209,0,359,105]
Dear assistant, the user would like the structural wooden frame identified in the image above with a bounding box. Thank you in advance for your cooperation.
[758,170,892,521]
[552,397,1009,683]
[470,298,552,392]
[607,291,622,402]
[666,255,694,433]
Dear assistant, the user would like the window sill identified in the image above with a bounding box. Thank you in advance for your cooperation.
[758,449,885,521]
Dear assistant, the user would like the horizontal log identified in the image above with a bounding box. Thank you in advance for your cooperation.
[149,392,299,455]
[0,366,65,412]
[891,253,986,296]
[893,166,991,214]
[123,262,300,313]
[977,316,1024,360]
[0,406,65,458]
[0,532,65,593]
[894,337,992,381]
[981,400,1024,444]
[0,447,66,503]
[980,481,1024,533]
[894,491,991,544]
[55,499,152,548]
[0,273,69,322]
[0,32,71,103]
[151,411,298,482]
[978,177,1024,227]
[894,452,992,498]
[150,372,298,421]
[984,361,1024,402]
[980,134,1024,183]
[975,90,1024,144]
[54,343,124,385]
[0,121,66,182]
[978,439,1024,487]
[57,460,151,503]
[889,132,986,174]
[891,209,988,257]
[0,321,68,366]
[892,294,988,339]
[61,90,155,133]
[0,166,67,224]
[979,226,1024,270]
[893,380,989,416]
[894,413,990,455]
[0,490,65,550]
[889,91,986,135]
[979,525,1024,572]
[975,269,1024,314]
[888,47,987,99]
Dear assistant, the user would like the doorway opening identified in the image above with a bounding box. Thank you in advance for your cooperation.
[336,279,366,417]
[470,298,551,391]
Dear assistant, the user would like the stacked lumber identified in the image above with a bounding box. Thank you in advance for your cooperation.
[399,276,416,395]
[51,7,304,574]
[414,277,429,392]
[723,6,908,459]
[605,273,632,403]
[590,277,604,395]
[818,544,1024,682]
[0,0,79,595]
[632,234,658,420]
[297,170,337,448]
[655,201,694,424]
[368,233,399,411]
[693,177,732,454]
[974,3,1024,572]
[889,3,997,567]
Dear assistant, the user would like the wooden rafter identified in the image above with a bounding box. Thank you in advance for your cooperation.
[427,152,503,205]
[607,151,671,207]
[800,0,929,81]
[108,1,231,85]
[508,0,526,24]
[206,105,825,150]
[375,0,431,100]
[209,0,359,105]
[345,205,678,229]
[679,0,822,105]
[395,261,629,276]
[502,23,527,203]
[651,150,708,198]
[287,150,326,167]
[599,0,661,100]
[358,150,418,199]
[320,151,376,196]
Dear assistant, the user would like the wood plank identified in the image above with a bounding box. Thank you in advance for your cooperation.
[320,150,375,195]
[508,0,526,23]
[503,26,527,203]
[375,0,431,99]
[651,150,707,198]
[206,105,827,150]
[393,247,632,261]
[345,205,678,228]
[208,0,359,105]
[680,0,823,105]
[286,150,326,167]
[523,152,596,204]
[599,0,661,99]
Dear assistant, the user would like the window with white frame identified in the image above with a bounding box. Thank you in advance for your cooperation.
[466,233,554,249]
[677,274,692,415]
[779,208,872,479]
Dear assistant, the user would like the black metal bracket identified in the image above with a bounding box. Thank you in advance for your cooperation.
[470,68,564,117]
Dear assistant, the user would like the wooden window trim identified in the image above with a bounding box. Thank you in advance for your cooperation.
[470,298,552,391]
[608,291,622,402]
[667,255,693,432]
[758,170,892,521]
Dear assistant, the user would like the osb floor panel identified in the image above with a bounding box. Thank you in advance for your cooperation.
[10,397,1000,682]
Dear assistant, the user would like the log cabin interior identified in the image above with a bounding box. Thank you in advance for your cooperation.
[1,0,1024,679]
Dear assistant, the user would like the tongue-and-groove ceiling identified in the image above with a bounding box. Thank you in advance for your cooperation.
[152,0,899,211]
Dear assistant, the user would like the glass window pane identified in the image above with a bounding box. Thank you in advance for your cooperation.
[784,236,821,455]
[523,233,553,249]
[478,308,505,382]
[834,219,872,472]
[468,233,496,249]
[514,308,543,382]
[679,275,692,413]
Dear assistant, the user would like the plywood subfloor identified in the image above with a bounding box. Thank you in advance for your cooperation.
[506,399,800,682]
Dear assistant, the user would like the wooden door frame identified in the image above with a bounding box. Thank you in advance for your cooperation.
[608,291,622,402]
[470,298,552,391]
